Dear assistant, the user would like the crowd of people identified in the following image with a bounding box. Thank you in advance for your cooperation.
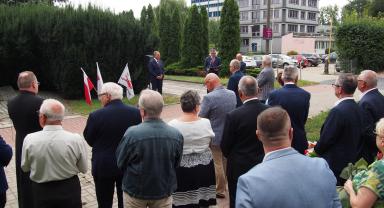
[1,51,384,208]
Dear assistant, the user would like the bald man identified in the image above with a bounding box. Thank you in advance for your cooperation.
[357,70,384,163]
[236,53,246,74]
[199,73,236,198]
[7,71,44,208]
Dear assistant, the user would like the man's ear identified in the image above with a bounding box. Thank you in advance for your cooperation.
[288,127,294,142]
[256,129,262,142]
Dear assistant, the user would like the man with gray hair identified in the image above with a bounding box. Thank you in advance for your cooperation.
[7,70,44,208]
[257,55,275,103]
[221,76,269,208]
[84,82,141,208]
[315,73,369,185]
[357,70,384,163]
[267,66,311,154]
[116,89,183,208]
[21,99,88,208]
[236,107,341,208]
[228,59,244,107]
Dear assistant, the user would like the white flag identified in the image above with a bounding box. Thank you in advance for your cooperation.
[118,63,135,99]
[96,62,103,93]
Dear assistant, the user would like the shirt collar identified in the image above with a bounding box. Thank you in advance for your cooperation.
[243,97,258,104]
[284,82,295,85]
[360,88,377,99]
[334,97,355,107]
[43,125,63,131]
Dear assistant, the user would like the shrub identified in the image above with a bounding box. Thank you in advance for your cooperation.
[165,65,205,77]
[246,68,261,77]
[287,50,298,56]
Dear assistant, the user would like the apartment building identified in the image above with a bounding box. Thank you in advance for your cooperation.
[191,0,225,20]
[239,0,320,53]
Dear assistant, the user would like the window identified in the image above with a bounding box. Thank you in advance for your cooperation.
[301,0,306,6]
[273,9,280,18]
[240,26,249,33]
[242,39,250,47]
[300,11,305,19]
[272,0,280,4]
[308,0,317,7]
[263,10,267,19]
[252,0,260,5]
[273,23,279,32]
[308,12,316,21]
[263,0,267,5]
[240,12,248,20]
[300,25,305,32]
[288,24,298,32]
[239,0,248,7]
[252,11,260,19]
[288,10,299,19]
[289,0,299,4]
[307,25,315,33]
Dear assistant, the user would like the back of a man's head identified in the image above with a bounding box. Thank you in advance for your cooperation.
[39,99,65,122]
[205,73,221,90]
[282,66,298,82]
[100,82,123,100]
[238,76,258,98]
[230,59,241,71]
[359,70,378,89]
[262,55,272,67]
[17,71,37,89]
[138,89,164,119]
[337,73,357,95]
[257,107,291,149]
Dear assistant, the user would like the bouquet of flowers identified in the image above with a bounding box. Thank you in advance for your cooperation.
[304,141,317,157]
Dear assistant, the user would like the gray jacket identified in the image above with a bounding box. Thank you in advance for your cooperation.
[199,86,236,146]
[257,66,275,101]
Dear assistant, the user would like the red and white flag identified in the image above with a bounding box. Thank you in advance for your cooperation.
[81,68,95,105]
[118,63,135,99]
[96,62,103,93]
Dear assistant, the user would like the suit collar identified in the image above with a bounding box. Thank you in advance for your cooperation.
[334,97,355,107]
[19,90,36,95]
[263,147,297,162]
[105,99,124,107]
[243,97,259,104]
[360,88,378,99]
[283,84,298,89]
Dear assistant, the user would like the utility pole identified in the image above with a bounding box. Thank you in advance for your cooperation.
[265,0,271,54]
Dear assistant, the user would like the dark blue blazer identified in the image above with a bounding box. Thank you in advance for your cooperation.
[83,100,141,178]
[359,89,384,163]
[0,136,12,193]
[240,61,246,74]
[268,84,310,154]
[227,70,244,108]
[204,56,221,72]
[315,99,368,184]
[148,58,164,81]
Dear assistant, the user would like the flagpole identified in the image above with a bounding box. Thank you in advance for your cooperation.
[80,67,98,94]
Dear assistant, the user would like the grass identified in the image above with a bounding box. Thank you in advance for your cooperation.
[165,75,318,88]
[64,93,180,115]
[305,110,329,142]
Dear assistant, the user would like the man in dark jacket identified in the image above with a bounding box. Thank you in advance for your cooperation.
[0,135,12,208]
[84,82,141,208]
[221,76,269,208]
[7,71,44,208]
[227,59,244,108]
[148,51,165,94]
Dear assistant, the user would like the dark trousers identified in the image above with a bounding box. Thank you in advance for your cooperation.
[0,192,6,208]
[228,178,237,208]
[32,175,81,208]
[16,158,34,208]
[94,176,123,208]
[150,79,163,94]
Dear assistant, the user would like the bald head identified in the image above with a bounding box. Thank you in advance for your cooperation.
[17,71,38,93]
[138,89,164,119]
[39,99,65,122]
[358,70,378,92]
[204,73,221,92]
[236,53,243,61]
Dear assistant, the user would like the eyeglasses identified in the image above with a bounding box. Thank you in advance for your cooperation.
[331,84,341,88]
[374,131,384,139]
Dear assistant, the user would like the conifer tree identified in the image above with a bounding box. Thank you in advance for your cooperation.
[200,6,209,61]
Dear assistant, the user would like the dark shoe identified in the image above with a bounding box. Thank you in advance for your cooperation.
[216,193,225,198]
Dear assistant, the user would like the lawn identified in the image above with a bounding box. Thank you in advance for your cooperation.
[305,110,329,142]
[165,75,318,88]
[64,93,180,115]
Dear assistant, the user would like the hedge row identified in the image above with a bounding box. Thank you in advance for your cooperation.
[335,17,384,72]
[0,4,152,98]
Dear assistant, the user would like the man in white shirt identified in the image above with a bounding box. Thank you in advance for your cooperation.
[21,99,88,208]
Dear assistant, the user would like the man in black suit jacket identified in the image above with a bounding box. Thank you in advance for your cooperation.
[204,48,221,75]
[268,66,310,154]
[7,71,43,208]
[148,51,164,94]
[0,135,12,208]
[221,76,269,208]
[84,82,141,208]
[357,70,384,163]
[315,74,368,185]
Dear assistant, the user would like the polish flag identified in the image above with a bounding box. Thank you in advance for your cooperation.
[81,68,95,105]
[118,63,135,99]
[96,62,104,93]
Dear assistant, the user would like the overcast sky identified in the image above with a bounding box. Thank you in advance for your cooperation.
[68,0,349,18]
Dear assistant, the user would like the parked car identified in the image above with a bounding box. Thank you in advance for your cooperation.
[322,52,338,64]
[270,54,298,68]
[242,55,258,68]
[301,53,321,67]
[291,55,309,68]
[252,55,263,68]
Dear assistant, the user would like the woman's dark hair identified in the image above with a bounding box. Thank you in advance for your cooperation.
[180,90,200,113]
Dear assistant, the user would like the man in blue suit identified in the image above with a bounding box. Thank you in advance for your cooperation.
[236,53,246,74]
[267,66,310,154]
[148,51,164,94]
[227,59,244,107]
[315,74,368,185]
[236,107,341,208]
[204,48,221,75]
[0,135,12,208]
[357,70,384,164]
[83,82,142,208]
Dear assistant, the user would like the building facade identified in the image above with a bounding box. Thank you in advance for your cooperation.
[238,0,319,53]
[191,0,224,20]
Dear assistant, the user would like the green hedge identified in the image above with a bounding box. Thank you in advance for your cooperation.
[0,4,152,98]
[335,17,384,72]
[165,62,205,77]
